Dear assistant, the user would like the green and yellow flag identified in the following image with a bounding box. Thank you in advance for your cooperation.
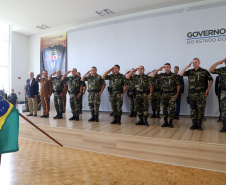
[0,96,19,154]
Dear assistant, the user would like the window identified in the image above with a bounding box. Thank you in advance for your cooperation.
[0,22,10,94]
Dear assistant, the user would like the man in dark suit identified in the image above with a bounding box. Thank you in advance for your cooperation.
[26,72,39,116]
[215,76,222,122]
[174,66,184,120]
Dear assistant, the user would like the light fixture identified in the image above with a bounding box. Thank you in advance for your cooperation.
[103,9,113,15]
[95,9,113,16]
[95,10,105,16]
[36,24,51,29]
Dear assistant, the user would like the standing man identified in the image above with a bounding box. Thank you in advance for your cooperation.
[215,76,222,122]
[77,72,87,114]
[7,89,18,106]
[62,68,83,121]
[174,66,184,120]
[125,69,137,117]
[151,63,180,128]
[35,70,52,118]
[62,80,68,113]
[49,70,66,119]
[209,59,226,132]
[127,66,152,126]
[180,58,213,130]
[26,72,39,117]
[81,67,106,122]
[102,65,128,125]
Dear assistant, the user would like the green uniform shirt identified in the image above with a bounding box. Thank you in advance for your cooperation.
[212,67,226,89]
[183,67,213,92]
[84,74,105,91]
[51,77,65,93]
[65,76,82,93]
[105,73,128,91]
[128,76,136,91]
[151,75,161,92]
[158,72,180,92]
[134,74,151,92]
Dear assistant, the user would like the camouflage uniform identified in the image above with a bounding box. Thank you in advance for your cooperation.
[211,67,226,132]
[184,67,213,130]
[8,93,18,106]
[65,75,82,119]
[105,73,128,117]
[50,77,65,114]
[158,72,180,127]
[150,75,161,117]
[127,76,136,116]
[80,81,87,113]
[84,74,105,117]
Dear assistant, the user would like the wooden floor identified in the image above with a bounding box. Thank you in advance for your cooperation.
[20,110,226,144]
[18,110,226,173]
[1,139,226,185]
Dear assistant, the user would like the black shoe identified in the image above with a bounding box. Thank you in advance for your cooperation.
[40,115,45,118]
[27,114,33,116]
[156,111,161,119]
[69,115,76,120]
[80,110,83,114]
[203,117,206,121]
[174,116,179,120]
[34,114,37,117]
[129,111,134,117]
[136,116,143,125]
[217,117,222,122]
[150,112,156,118]
[53,112,60,119]
[95,115,99,122]
[111,116,117,124]
[75,115,79,121]
[143,117,149,126]
[161,118,168,127]
[190,119,197,130]
[110,112,113,116]
[117,116,121,125]
[56,112,63,119]
[220,122,226,132]
[88,115,95,121]
[133,111,137,117]
[168,119,173,128]
[197,119,203,130]
[44,115,49,118]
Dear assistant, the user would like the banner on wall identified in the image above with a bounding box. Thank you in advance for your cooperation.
[40,33,67,75]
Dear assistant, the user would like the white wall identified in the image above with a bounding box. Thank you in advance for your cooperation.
[11,32,29,101]
[28,5,226,116]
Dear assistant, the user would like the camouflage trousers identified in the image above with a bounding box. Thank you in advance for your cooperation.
[161,93,175,119]
[135,93,149,118]
[220,91,226,122]
[80,95,83,111]
[70,94,81,115]
[54,93,63,112]
[127,90,136,112]
[150,92,161,112]
[189,92,206,120]
[110,92,123,116]
[88,92,100,115]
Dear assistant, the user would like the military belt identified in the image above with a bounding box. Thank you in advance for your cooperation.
[162,90,176,94]
[153,89,161,93]
[54,91,63,94]
[112,88,123,93]
[88,89,101,93]
[189,89,205,93]
[70,91,80,95]
[136,90,149,94]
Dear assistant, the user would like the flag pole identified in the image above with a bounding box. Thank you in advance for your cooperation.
[19,113,63,147]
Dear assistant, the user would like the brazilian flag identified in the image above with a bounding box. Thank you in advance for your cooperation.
[0,96,19,154]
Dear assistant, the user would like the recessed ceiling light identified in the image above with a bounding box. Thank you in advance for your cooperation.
[95,10,105,16]
[36,24,51,29]
[103,9,113,15]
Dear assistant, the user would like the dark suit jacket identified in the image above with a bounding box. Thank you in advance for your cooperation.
[26,78,39,98]
[177,75,184,94]
[215,76,221,96]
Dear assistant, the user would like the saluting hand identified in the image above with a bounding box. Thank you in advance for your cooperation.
[52,72,57,75]
[187,62,192,68]
[39,72,43,76]
[218,59,226,65]
[157,66,164,71]
[66,71,71,74]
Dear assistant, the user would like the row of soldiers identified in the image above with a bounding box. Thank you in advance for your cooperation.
[32,58,225,133]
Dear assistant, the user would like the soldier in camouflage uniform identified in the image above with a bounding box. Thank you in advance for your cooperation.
[151,63,180,128]
[102,65,128,125]
[77,72,87,114]
[108,79,114,116]
[49,70,67,119]
[81,67,106,122]
[127,66,152,126]
[180,58,213,130]
[62,68,83,121]
[125,69,137,117]
[147,70,161,118]
[209,58,226,132]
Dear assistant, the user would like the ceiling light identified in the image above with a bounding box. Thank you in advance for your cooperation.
[103,9,113,15]
[36,24,51,29]
[95,10,105,16]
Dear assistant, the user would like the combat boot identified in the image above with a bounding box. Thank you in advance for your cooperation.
[56,112,63,119]
[88,114,95,121]
[53,111,60,119]
[129,111,134,117]
[197,119,203,130]
[220,121,226,132]
[110,112,113,116]
[133,111,137,117]
[75,115,79,121]
[111,116,117,124]
[156,111,161,119]
[136,116,143,125]
[168,119,174,128]
[117,116,121,125]
[150,112,156,118]
[143,117,149,126]
[69,114,76,120]
[190,119,197,130]
[161,118,169,127]
[95,115,99,122]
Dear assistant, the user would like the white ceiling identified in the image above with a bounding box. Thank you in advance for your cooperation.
[0,0,223,36]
